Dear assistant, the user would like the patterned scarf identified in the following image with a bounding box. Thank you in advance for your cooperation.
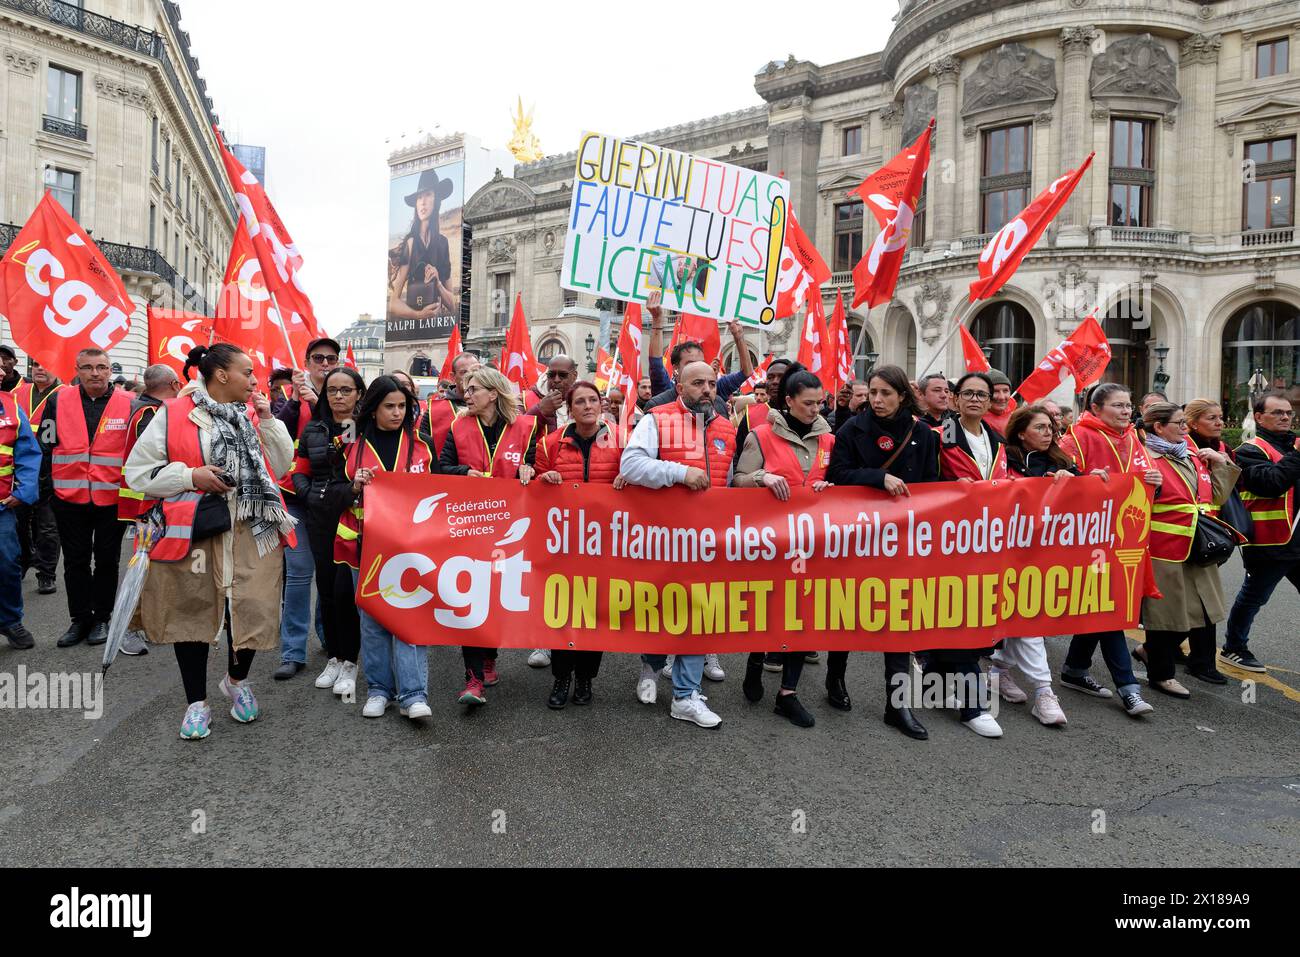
[1146,434,1189,461]
[189,380,296,556]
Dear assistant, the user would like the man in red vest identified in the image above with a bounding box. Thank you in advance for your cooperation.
[39,348,132,648]
[0,385,41,650]
[13,360,64,594]
[621,360,735,728]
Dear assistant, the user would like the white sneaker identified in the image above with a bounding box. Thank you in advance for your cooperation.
[528,649,551,668]
[332,661,357,698]
[362,696,390,718]
[1031,690,1068,726]
[992,669,1027,704]
[401,701,432,720]
[636,664,657,705]
[962,713,1003,738]
[660,655,674,680]
[314,658,343,689]
[703,653,725,682]
[670,691,721,728]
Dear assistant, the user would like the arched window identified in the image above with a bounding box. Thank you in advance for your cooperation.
[409,355,432,377]
[847,324,876,381]
[537,337,566,362]
[1221,300,1300,425]
[1101,300,1150,392]
[970,302,1035,386]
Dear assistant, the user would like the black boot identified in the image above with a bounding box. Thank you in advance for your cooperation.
[825,675,851,711]
[37,576,56,595]
[548,675,571,709]
[572,676,593,705]
[86,621,109,647]
[2,623,36,650]
[743,656,765,702]
[884,704,928,740]
[774,692,815,728]
[56,619,91,648]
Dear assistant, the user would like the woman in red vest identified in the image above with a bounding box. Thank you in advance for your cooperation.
[534,380,625,708]
[333,376,436,722]
[1140,402,1241,697]
[733,362,831,729]
[440,366,539,706]
[124,344,297,741]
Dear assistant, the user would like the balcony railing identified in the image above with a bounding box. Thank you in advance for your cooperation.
[961,233,992,252]
[1236,227,1296,248]
[42,114,86,141]
[1091,225,1190,248]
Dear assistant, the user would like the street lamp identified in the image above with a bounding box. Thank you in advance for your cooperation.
[585,332,596,373]
[1248,367,1268,401]
[1153,342,1171,393]
[982,345,994,365]
[865,351,879,375]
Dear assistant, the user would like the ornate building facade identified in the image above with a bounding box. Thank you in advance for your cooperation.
[337,313,385,385]
[465,0,1300,422]
[0,0,236,378]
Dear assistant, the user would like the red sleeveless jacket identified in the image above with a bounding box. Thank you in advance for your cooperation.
[650,401,736,487]
[536,423,622,483]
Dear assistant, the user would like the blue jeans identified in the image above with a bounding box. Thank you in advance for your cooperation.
[1224,557,1300,653]
[279,497,322,664]
[1063,630,1139,694]
[0,508,22,629]
[640,653,704,699]
[351,569,428,707]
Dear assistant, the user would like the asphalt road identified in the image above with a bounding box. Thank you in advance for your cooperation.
[1,544,1297,867]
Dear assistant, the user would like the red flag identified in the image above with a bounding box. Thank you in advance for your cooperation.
[0,192,134,380]
[852,121,933,310]
[147,308,213,381]
[500,294,539,394]
[439,323,463,382]
[611,303,644,441]
[1014,345,1072,406]
[959,322,991,374]
[826,289,853,396]
[969,153,1095,303]
[345,343,357,369]
[214,129,325,347]
[795,289,834,386]
[1015,310,1113,405]
[738,353,776,395]
[774,209,831,320]
[213,218,296,386]
[850,131,925,229]
[663,312,722,378]
[594,347,615,392]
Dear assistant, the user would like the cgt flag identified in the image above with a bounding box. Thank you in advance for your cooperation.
[500,293,540,394]
[738,353,776,395]
[147,308,213,381]
[773,209,831,320]
[610,303,644,439]
[213,217,296,385]
[663,312,721,378]
[827,289,853,397]
[852,121,933,310]
[795,288,834,384]
[0,192,134,380]
[594,347,615,392]
[439,322,463,382]
[1015,310,1112,405]
[959,322,991,374]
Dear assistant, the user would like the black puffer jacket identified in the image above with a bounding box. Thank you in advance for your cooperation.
[827,409,941,489]
[292,414,349,513]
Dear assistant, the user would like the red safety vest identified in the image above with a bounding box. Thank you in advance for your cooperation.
[745,402,771,431]
[0,391,19,501]
[51,387,133,506]
[1149,452,1214,562]
[650,401,736,487]
[423,395,456,457]
[1237,436,1298,547]
[535,423,623,483]
[333,430,434,569]
[752,423,833,485]
[450,414,537,479]
[148,397,296,562]
[117,401,161,521]
[278,397,313,496]
[18,381,63,427]
[1060,417,1150,475]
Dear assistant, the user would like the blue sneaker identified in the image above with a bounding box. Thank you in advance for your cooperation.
[180,702,212,740]
[219,675,259,723]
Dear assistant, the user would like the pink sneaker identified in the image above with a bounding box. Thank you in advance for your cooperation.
[483,659,500,686]
[992,669,1028,704]
[459,675,487,706]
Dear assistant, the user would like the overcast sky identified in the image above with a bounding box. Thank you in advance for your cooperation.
[181,1,898,336]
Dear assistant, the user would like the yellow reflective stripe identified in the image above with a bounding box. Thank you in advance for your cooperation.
[1152,503,1198,514]
[118,488,145,500]
[1250,510,1290,521]
[1151,521,1195,536]
[350,506,363,519]
[335,523,358,541]
[0,444,12,454]
[1239,491,1267,501]
[0,466,12,476]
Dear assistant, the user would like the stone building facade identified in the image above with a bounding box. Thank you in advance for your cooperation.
[465,0,1300,423]
[337,313,386,385]
[0,0,235,378]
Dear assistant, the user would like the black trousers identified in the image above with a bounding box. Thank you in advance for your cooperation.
[551,649,602,680]
[17,496,60,579]
[52,500,125,623]
[827,651,911,702]
[174,614,255,705]
[923,648,984,721]
[304,510,360,664]
[462,647,498,680]
[746,651,804,691]
[1146,612,1217,683]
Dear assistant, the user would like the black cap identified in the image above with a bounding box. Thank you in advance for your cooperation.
[0,344,16,359]
[305,337,341,360]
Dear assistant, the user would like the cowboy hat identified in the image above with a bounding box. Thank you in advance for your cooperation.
[404,168,455,207]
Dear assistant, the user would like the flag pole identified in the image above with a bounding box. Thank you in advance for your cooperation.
[917,297,979,380]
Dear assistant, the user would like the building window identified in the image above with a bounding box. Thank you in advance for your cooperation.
[45,168,79,218]
[151,117,159,170]
[1109,118,1154,227]
[970,302,1035,385]
[981,124,1031,233]
[833,201,864,272]
[164,137,171,188]
[149,203,156,249]
[46,66,81,123]
[492,273,512,327]
[1257,38,1290,79]
[1101,300,1151,388]
[842,125,862,157]
[1221,300,1300,424]
[537,337,566,362]
[1244,137,1296,232]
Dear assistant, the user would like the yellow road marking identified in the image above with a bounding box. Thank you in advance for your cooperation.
[1124,630,1300,704]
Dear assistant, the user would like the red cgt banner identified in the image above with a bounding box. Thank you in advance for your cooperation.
[355,474,1154,654]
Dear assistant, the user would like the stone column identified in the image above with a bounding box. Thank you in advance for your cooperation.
[768,114,824,245]
[1057,26,1099,246]
[929,56,960,247]
[1179,33,1222,245]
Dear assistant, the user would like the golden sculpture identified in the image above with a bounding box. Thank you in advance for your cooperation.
[509,96,544,164]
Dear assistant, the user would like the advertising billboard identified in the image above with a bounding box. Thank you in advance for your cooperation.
[386,160,464,342]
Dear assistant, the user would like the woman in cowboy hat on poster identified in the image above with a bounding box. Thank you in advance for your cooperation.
[388,168,457,322]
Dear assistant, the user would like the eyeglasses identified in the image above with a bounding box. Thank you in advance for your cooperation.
[326,387,356,397]
[309,354,339,365]
[77,364,111,374]
[1168,419,1188,428]
[958,390,991,401]
[463,385,486,397]
[1027,423,1055,433]
[1104,403,1134,411]
[1264,408,1295,418]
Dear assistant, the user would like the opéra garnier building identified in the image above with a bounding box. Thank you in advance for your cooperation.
[464,0,1299,422]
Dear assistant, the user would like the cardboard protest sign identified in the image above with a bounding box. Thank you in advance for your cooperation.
[562,132,790,326]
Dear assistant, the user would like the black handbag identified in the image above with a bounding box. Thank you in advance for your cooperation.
[191,493,231,543]
[1190,513,1238,566]
[1217,487,1254,542]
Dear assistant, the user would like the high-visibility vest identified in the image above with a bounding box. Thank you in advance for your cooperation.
[333,430,434,569]
[51,387,132,507]
[278,397,313,496]
[1149,452,1214,562]
[752,423,833,485]
[117,400,162,521]
[147,397,295,562]
[449,414,536,479]
[535,423,622,483]
[0,391,19,501]
[423,395,456,458]
[12,380,62,427]
[1061,422,1150,475]
[650,401,736,487]
[745,402,771,432]
[1237,436,1298,547]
